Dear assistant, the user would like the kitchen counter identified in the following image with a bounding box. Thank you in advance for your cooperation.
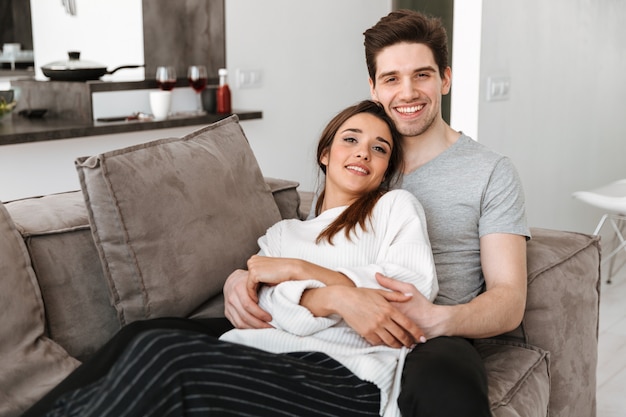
[0,110,262,146]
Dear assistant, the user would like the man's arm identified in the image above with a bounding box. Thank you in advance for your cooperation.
[455,233,527,337]
[380,233,527,339]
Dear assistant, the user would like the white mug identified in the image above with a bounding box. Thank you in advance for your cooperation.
[149,91,171,121]
[2,43,21,56]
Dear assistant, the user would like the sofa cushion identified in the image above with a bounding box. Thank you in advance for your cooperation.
[496,227,600,417]
[475,339,550,417]
[523,228,600,417]
[5,191,120,361]
[75,115,283,325]
[264,177,301,220]
[0,201,79,417]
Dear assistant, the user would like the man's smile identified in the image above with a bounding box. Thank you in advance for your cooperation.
[395,104,425,114]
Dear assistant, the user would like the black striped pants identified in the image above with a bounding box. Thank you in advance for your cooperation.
[34,325,380,417]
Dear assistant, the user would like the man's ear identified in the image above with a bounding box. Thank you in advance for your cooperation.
[441,67,452,95]
[369,78,378,100]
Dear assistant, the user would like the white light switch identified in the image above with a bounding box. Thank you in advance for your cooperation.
[235,69,263,89]
[486,76,511,101]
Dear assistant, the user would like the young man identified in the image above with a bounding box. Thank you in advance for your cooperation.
[360,10,530,416]
[224,9,530,416]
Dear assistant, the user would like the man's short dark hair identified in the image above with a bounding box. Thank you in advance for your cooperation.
[364,9,449,84]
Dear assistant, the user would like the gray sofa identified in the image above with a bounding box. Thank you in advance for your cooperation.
[0,116,600,417]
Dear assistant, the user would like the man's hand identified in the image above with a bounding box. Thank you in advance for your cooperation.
[376,273,443,339]
[223,269,272,329]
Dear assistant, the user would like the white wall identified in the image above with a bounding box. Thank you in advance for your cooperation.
[225,0,392,193]
[0,125,210,201]
[1,0,390,202]
[29,0,144,81]
[7,1,624,234]
[476,0,626,233]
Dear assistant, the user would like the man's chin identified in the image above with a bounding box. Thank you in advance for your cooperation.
[394,116,435,138]
[398,125,428,138]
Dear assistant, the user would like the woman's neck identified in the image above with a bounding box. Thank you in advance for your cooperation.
[320,190,355,213]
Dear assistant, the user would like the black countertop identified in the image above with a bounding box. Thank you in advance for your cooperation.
[0,110,262,146]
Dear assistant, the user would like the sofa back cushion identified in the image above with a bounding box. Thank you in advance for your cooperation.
[6,191,121,361]
[76,115,283,325]
[0,201,79,417]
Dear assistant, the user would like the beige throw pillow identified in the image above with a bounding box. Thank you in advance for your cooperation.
[76,115,282,325]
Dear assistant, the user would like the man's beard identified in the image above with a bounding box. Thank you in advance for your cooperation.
[396,114,436,138]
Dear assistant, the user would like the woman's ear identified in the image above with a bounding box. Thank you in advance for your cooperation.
[320,148,330,167]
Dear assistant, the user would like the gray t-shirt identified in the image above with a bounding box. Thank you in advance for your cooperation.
[401,134,530,305]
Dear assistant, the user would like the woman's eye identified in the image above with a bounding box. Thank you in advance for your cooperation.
[343,137,357,143]
[373,145,387,154]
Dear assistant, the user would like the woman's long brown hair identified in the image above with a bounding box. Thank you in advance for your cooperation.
[315,100,404,244]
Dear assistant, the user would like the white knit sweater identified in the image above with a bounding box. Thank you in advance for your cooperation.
[220,189,438,416]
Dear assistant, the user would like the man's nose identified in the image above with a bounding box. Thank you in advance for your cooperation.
[399,77,417,99]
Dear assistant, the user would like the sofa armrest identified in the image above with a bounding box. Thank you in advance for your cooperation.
[508,228,601,417]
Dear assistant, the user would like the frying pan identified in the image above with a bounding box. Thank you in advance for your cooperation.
[41,51,144,81]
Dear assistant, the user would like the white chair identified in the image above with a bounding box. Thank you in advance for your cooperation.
[573,179,626,283]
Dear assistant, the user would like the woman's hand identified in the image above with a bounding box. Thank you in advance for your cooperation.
[301,285,425,348]
[246,255,356,301]
[225,255,355,329]
[246,255,298,298]
[223,269,272,329]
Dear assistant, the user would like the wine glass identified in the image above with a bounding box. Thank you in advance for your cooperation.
[155,66,176,91]
[188,65,208,114]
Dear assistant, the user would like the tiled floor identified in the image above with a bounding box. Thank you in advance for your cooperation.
[596,259,626,416]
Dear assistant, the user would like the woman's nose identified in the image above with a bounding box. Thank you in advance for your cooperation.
[356,148,370,160]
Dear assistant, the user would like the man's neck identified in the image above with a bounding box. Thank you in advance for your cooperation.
[402,122,461,174]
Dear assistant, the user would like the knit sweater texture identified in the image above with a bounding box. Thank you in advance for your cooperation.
[221,189,438,416]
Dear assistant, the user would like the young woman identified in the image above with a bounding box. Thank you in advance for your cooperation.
[26,100,437,417]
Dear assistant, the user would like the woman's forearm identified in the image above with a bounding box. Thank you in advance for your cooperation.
[293,260,355,287]
[246,256,355,288]
[299,286,341,317]
[300,285,422,347]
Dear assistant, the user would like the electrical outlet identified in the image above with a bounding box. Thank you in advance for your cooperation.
[235,69,263,89]
[486,76,511,101]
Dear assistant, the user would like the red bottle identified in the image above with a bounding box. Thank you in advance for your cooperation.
[216,68,232,114]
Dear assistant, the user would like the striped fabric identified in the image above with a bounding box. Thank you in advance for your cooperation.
[43,330,380,417]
